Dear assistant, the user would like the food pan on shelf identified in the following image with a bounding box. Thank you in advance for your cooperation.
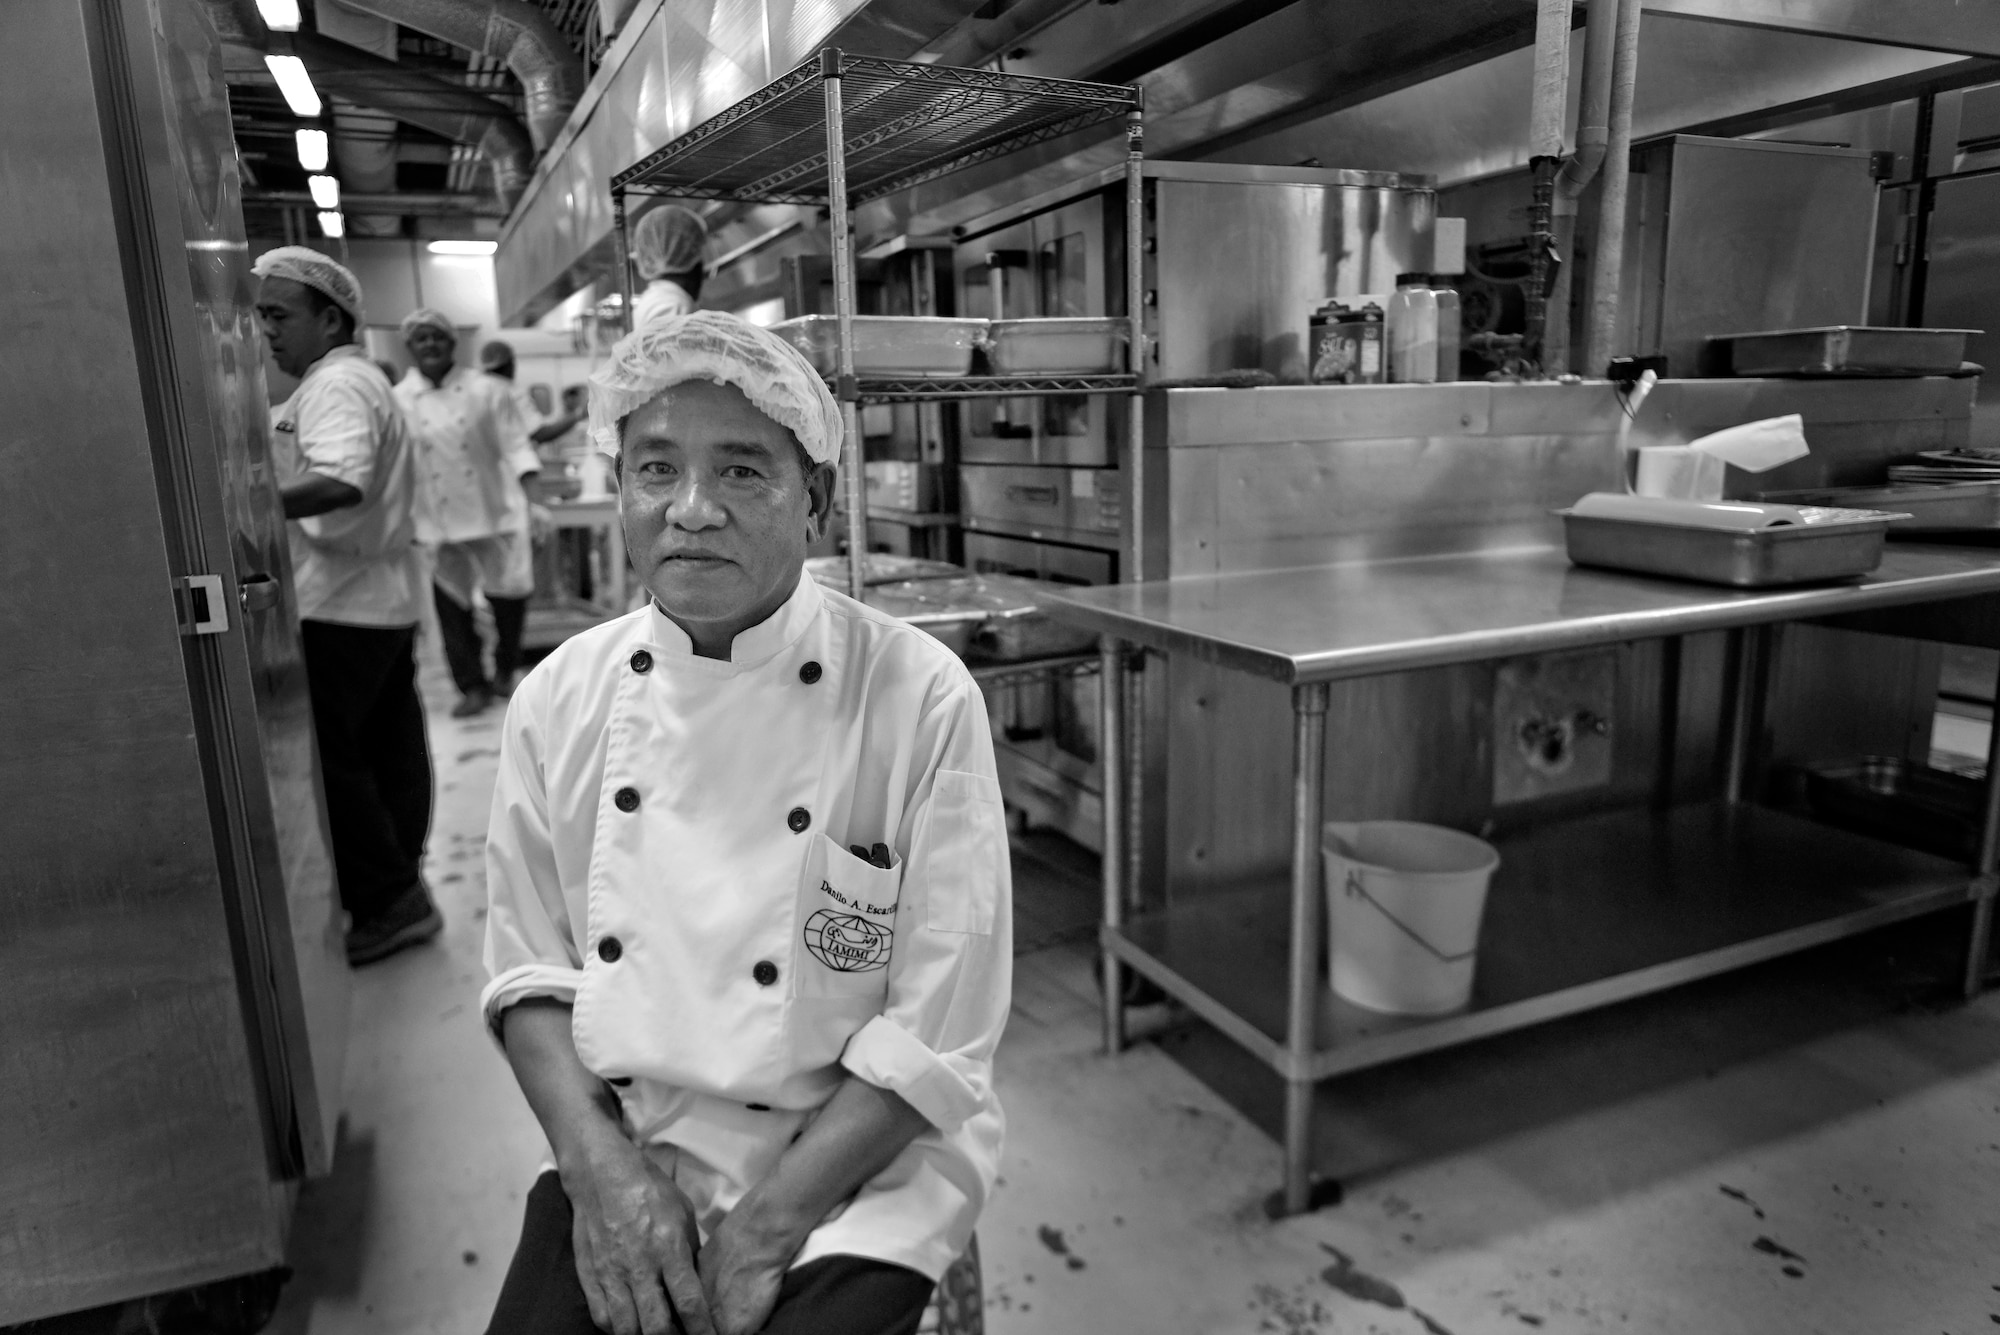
[1555,493,1907,587]
[866,574,1098,661]
[1785,756,1984,861]
[983,318,1128,375]
[806,554,962,589]
[1756,480,2000,535]
[770,315,988,378]
[862,584,987,655]
[1711,325,1976,377]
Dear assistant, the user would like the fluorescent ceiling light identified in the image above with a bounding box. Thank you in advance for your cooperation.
[308,175,340,209]
[427,240,497,256]
[295,128,328,173]
[318,211,345,240]
[264,54,321,118]
[256,0,302,31]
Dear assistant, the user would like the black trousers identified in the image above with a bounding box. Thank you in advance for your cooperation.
[300,620,432,924]
[435,584,528,696]
[486,1173,933,1335]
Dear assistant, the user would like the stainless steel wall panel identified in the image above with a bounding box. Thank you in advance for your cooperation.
[1157,383,1491,448]
[1201,434,1618,574]
[1151,177,1434,382]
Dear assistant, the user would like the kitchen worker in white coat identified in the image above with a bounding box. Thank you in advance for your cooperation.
[628,205,708,329]
[396,308,542,714]
[481,311,1010,1335]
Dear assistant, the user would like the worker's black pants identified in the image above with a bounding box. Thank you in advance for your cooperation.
[300,620,432,926]
[485,1172,934,1335]
[434,584,528,697]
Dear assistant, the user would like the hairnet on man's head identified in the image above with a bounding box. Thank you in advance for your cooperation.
[630,206,709,281]
[252,245,365,326]
[400,307,455,340]
[588,311,842,467]
[479,339,514,370]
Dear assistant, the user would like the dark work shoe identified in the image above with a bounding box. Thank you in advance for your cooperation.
[347,883,444,966]
[451,687,493,718]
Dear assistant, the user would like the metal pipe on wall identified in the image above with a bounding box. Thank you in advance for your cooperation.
[1583,0,1643,377]
[1522,0,1570,368]
[1548,0,1620,374]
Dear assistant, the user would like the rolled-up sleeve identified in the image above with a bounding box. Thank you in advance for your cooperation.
[480,672,584,1037]
[841,680,1012,1133]
[295,373,379,492]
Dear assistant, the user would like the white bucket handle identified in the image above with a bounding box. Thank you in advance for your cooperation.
[1341,869,1478,964]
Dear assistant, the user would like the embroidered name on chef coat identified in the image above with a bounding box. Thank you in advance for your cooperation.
[804,880,895,973]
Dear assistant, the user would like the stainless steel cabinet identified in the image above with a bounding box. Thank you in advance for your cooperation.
[1920,170,2000,449]
[1,0,347,1320]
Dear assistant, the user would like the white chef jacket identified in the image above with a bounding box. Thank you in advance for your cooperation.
[395,364,541,545]
[631,277,697,330]
[271,344,424,627]
[481,573,1011,1281]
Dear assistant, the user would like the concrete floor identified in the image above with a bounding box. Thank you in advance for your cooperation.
[262,646,2000,1335]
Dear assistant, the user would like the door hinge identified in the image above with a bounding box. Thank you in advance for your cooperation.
[183,573,229,636]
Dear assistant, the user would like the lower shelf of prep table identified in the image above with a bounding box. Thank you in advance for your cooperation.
[1104,800,1976,1081]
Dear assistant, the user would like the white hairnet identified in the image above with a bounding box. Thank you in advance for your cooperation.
[588,310,843,467]
[252,245,365,326]
[400,306,455,339]
[631,205,708,280]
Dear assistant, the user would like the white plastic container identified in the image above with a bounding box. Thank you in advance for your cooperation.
[1322,821,1499,1015]
[1386,273,1438,384]
[1432,276,1461,383]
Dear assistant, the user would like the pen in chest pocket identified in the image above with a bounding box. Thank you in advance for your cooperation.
[849,842,893,869]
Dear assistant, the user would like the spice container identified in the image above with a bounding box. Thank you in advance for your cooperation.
[1309,300,1384,385]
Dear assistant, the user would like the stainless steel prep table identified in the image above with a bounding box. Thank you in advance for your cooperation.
[1048,545,2000,1215]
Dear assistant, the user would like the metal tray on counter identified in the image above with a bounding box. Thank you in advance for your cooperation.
[1557,506,1904,587]
[1757,480,2000,535]
[1712,325,1975,377]
[1784,756,1983,861]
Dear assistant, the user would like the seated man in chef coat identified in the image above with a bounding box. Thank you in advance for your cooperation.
[481,311,1011,1335]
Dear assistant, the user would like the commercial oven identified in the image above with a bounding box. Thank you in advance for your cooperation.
[950,162,1436,842]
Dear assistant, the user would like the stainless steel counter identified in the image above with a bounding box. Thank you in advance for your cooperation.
[1049,545,2000,685]
[1056,546,2000,1216]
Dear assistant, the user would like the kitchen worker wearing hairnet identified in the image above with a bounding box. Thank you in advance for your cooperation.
[396,308,542,714]
[480,310,1010,1335]
[628,205,708,329]
[252,247,440,966]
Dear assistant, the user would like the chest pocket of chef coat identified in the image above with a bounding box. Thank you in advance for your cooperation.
[792,833,903,1000]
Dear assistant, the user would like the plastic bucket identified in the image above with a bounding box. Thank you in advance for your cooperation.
[1322,821,1500,1015]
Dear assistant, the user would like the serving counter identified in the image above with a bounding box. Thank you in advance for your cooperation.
[1050,543,2000,1216]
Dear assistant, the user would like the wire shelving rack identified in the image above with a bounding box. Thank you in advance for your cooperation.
[611,50,1145,599]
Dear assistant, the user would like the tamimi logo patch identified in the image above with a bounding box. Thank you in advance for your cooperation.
[803,903,892,973]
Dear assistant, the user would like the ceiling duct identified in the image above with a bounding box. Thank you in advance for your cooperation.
[338,0,586,150]
[290,30,535,211]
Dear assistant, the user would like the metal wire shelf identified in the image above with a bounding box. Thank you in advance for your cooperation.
[855,374,1139,402]
[612,52,1139,205]
[610,49,1147,604]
